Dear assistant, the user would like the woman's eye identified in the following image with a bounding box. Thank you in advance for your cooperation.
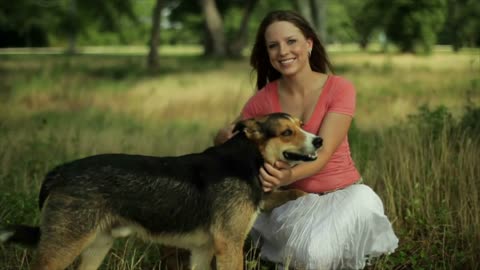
[281,129,293,136]
[287,39,296,45]
[267,43,277,49]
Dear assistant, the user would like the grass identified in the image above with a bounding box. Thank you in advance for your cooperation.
[0,46,479,269]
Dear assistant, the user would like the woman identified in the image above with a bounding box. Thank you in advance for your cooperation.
[215,10,398,269]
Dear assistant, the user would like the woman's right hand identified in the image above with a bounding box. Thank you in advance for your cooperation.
[213,124,236,145]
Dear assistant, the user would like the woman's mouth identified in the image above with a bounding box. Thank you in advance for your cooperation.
[279,58,296,66]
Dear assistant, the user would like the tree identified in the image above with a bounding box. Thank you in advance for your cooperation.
[199,0,226,56]
[63,0,137,54]
[340,0,387,50]
[148,0,163,69]
[310,0,328,43]
[0,0,53,47]
[226,0,259,57]
[384,0,447,54]
[294,0,328,43]
[442,0,480,51]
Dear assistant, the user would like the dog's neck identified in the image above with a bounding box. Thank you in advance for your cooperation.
[210,132,264,169]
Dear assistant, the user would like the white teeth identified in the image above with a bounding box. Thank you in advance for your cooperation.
[280,59,295,64]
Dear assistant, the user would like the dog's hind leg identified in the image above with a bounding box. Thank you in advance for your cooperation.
[31,196,101,270]
[31,230,96,270]
[190,244,214,270]
[77,231,114,270]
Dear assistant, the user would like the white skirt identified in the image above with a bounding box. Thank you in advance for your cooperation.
[252,184,398,270]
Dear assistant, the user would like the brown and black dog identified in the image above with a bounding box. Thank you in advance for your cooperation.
[1,112,322,270]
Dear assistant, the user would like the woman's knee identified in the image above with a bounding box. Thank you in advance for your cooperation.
[348,184,384,212]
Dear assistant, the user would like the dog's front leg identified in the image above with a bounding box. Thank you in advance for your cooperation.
[214,242,244,270]
[190,245,214,270]
[261,189,308,211]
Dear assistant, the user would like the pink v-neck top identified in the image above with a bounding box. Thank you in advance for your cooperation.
[241,75,361,193]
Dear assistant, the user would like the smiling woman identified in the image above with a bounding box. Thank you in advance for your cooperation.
[215,10,398,269]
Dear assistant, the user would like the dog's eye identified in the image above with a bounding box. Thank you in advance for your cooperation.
[281,129,293,136]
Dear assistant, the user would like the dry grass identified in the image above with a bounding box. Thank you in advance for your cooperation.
[0,46,479,269]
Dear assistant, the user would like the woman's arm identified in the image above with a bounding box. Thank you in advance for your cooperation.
[260,112,353,191]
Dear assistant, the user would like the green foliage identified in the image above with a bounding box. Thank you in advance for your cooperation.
[407,104,453,139]
[56,0,138,40]
[0,0,53,46]
[459,101,480,136]
[407,101,480,141]
[326,1,358,44]
[0,0,138,48]
[338,0,385,48]
[348,120,382,174]
[0,193,38,225]
[440,0,480,50]
[384,0,447,54]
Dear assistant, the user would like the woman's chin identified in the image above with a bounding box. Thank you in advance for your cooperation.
[277,67,299,77]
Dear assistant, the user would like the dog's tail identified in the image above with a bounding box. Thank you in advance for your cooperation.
[0,224,40,247]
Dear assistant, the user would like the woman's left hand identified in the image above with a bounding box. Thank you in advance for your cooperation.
[259,161,293,192]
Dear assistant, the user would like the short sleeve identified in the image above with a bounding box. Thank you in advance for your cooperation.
[328,78,356,116]
[241,83,277,119]
[241,95,260,119]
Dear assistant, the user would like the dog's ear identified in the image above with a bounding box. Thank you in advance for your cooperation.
[234,119,264,141]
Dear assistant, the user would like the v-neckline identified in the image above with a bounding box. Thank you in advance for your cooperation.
[273,75,332,127]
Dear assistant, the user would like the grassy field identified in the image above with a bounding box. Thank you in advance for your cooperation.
[0,46,479,269]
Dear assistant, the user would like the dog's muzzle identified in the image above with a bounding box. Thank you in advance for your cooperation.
[283,151,318,161]
[282,136,322,162]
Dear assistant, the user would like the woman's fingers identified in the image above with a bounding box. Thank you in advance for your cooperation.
[263,163,281,178]
[259,167,279,191]
[264,162,292,185]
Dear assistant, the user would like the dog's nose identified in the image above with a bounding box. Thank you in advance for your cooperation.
[313,137,323,149]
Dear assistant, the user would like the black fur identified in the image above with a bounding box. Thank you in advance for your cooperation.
[37,131,264,235]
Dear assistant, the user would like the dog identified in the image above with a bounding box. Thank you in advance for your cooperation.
[1,112,322,270]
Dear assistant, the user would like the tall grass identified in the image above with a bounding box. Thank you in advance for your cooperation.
[352,106,480,269]
[0,47,479,269]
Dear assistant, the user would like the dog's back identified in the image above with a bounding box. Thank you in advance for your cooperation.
[40,135,264,232]
[1,112,321,270]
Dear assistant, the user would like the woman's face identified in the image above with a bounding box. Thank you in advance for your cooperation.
[264,21,313,77]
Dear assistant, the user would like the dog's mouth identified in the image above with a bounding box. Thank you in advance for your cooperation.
[283,151,318,162]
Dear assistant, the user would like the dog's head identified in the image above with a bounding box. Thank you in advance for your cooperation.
[234,113,322,165]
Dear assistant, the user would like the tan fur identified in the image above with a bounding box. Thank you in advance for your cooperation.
[262,189,308,211]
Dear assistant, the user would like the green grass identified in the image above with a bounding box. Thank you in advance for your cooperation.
[0,46,479,269]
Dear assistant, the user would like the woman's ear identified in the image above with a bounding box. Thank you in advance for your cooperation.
[307,38,313,51]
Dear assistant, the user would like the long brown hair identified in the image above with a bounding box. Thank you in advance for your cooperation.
[250,10,333,90]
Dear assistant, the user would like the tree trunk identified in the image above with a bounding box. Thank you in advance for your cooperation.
[199,0,226,56]
[295,0,313,25]
[227,0,258,58]
[310,0,327,43]
[148,0,162,70]
[66,0,77,55]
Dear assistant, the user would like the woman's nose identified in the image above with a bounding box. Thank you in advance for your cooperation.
[279,43,288,55]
